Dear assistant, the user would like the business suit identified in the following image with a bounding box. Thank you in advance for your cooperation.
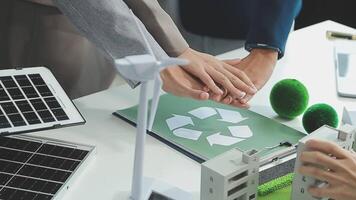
[0,0,188,98]
[179,0,302,58]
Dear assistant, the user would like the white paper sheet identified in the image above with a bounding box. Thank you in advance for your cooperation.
[166,115,194,131]
[172,128,202,140]
[188,107,217,119]
[207,132,245,146]
[216,108,247,124]
[228,125,253,138]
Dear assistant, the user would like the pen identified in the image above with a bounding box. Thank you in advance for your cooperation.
[326,30,356,40]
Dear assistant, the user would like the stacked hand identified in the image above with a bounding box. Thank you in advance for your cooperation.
[179,48,257,101]
[160,48,278,109]
[299,139,356,200]
[224,48,277,106]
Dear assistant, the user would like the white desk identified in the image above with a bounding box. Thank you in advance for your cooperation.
[30,21,356,200]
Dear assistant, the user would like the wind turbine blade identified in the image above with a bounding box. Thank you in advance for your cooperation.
[148,75,162,131]
[129,10,157,61]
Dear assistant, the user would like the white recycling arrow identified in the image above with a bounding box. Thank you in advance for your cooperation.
[207,132,245,146]
[173,128,202,140]
[228,125,253,138]
[166,114,194,131]
[188,107,217,119]
[216,108,248,123]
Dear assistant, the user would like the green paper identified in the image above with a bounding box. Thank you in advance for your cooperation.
[115,94,306,161]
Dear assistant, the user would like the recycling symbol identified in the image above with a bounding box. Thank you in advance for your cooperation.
[165,107,253,146]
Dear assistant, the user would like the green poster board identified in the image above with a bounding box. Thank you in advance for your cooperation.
[114,94,306,162]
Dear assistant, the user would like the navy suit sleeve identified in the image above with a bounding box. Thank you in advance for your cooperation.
[245,0,302,59]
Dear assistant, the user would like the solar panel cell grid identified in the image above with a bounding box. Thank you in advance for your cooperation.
[7,88,24,100]
[0,148,32,163]
[0,89,9,102]
[37,111,55,123]
[43,98,60,109]
[7,114,26,127]
[0,137,41,152]
[0,187,53,200]
[18,165,70,183]
[0,73,74,133]
[14,75,32,87]
[0,173,12,185]
[0,160,22,174]
[28,74,46,86]
[15,100,34,113]
[23,112,41,125]
[0,77,17,89]
[0,137,91,200]
[1,102,18,115]
[35,86,53,97]
[0,116,11,129]
[22,87,39,99]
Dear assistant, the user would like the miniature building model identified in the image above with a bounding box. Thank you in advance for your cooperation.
[201,124,355,200]
[201,149,260,200]
[291,124,355,200]
[343,106,356,126]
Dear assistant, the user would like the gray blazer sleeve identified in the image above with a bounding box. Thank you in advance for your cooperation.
[124,0,189,57]
[52,0,169,87]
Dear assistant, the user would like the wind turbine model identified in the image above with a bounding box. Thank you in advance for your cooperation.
[115,10,193,200]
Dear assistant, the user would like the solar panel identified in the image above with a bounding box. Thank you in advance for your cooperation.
[0,135,95,200]
[0,67,85,136]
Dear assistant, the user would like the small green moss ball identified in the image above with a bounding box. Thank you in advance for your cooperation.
[270,79,309,119]
[302,103,339,133]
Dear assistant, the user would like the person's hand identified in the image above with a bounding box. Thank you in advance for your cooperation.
[178,48,257,103]
[160,66,209,100]
[298,139,356,200]
[225,48,277,105]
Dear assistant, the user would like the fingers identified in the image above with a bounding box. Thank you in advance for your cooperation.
[300,151,342,172]
[229,75,256,96]
[203,56,255,98]
[179,77,210,100]
[212,62,256,96]
[206,67,246,99]
[299,166,346,185]
[176,84,210,100]
[209,87,227,102]
[163,81,209,101]
[190,69,223,95]
[222,95,234,104]
[223,63,257,94]
[240,94,253,104]
[308,185,336,199]
[306,139,349,159]
[230,99,250,109]
[161,66,210,101]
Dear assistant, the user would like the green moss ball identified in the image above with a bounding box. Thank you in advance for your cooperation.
[302,103,339,133]
[270,79,309,119]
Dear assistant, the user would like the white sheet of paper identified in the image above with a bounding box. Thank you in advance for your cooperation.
[188,107,217,119]
[207,132,245,146]
[166,115,194,131]
[173,128,202,140]
[228,125,253,138]
[216,108,247,123]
